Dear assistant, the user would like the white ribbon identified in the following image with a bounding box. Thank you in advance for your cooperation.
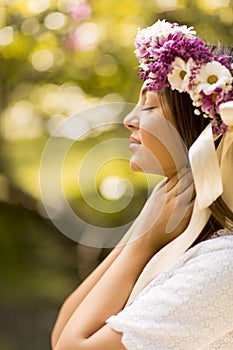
[189,123,222,210]
[191,100,233,213]
[219,101,233,214]
[126,101,233,305]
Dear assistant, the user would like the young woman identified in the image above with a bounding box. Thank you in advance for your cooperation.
[51,20,233,349]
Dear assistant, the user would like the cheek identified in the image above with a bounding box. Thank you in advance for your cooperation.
[139,113,188,171]
[140,127,157,147]
[139,113,162,149]
[140,129,170,159]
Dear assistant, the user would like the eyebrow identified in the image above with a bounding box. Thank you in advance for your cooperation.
[141,87,148,96]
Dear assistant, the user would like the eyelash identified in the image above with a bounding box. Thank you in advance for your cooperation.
[141,106,157,111]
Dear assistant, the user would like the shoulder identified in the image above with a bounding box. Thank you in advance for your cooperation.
[148,235,233,291]
[131,235,233,310]
[181,234,233,277]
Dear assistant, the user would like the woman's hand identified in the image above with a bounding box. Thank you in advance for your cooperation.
[128,167,195,251]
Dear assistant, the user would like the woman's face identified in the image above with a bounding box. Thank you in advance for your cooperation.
[124,84,188,178]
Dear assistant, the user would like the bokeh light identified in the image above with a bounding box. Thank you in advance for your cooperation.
[31,49,54,71]
[68,22,100,51]
[1,101,44,139]
[99,176,129,201]
[0,26,14,45]
[27,0,50,14]
[155,0,178,11]
[44,11,67,30]
[21,17,40,35]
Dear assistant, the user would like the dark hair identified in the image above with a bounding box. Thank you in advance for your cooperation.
[158,45,233,244]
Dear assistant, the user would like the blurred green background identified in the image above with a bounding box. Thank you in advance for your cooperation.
[0,0,232,349]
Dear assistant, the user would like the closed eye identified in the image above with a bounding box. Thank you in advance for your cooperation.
[141,106,157,111]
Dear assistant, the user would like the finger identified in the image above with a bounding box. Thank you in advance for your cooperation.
[180,198,195,230]
[165,168,185,191]
[166,166,193,194]
[149,177,167,199]
[177,178,195,205]
[166,177,195,235]
[178,168,194,195]
[166,197,195,234]
[155,177,167,190]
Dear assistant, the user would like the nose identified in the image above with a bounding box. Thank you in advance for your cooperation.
[123,106,140,131]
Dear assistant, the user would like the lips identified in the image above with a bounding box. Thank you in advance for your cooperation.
[130,136,141,144]
[129,135,141,151]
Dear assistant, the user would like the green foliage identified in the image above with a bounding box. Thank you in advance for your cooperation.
[1,0,232,200]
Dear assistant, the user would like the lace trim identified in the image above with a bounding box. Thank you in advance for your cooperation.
[210,227,233,239]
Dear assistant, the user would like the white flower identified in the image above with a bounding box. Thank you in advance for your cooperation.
[148,72,156,78]
[139,20,173,41]
[196,61,233,95]
[189,85,201,104]
[148,20,174,38]
[137,19,196,43]
[194,108,201,115]
[192,98,202,107]
[145,77,154,86]
[174,24,196,38]
[167,57,194,92]
[139,61,149,71]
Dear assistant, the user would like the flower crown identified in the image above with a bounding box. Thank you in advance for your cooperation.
[134,19,233,135]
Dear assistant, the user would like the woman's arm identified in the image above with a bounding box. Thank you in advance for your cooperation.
[51,174,166,346]
[51,225,137,347]
[51,246,121,347]
[54,232,160,350]
[53,168,194,349]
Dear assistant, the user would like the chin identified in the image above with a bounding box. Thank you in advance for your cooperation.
[130,160,143,172]
[130,159,164,175]
[130,159,177,178]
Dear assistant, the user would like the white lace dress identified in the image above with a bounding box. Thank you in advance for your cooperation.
[107,232,233,349]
